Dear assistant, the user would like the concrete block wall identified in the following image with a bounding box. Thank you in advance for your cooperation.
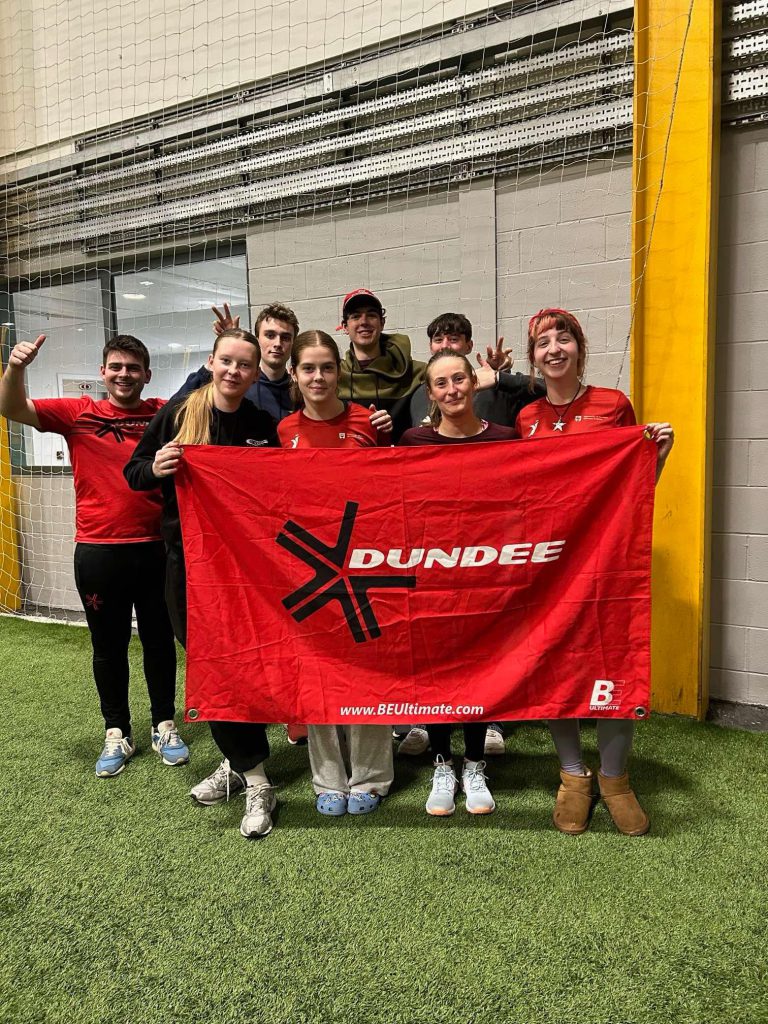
[711,126,768,707]
[496,156,633,387]
[248,192,468,364]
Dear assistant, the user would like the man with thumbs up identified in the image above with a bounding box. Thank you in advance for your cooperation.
[0,333,186,778]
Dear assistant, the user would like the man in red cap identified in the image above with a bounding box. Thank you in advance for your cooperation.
[337,289,425,440]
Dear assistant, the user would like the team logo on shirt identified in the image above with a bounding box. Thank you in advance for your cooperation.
[277,501,417,643]
[528,421,539,437]
[70,413,156,443]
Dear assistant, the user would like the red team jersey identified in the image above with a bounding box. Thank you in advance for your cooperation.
[515,386,636,439]
[277,404,379,449]
[33,396,166,544]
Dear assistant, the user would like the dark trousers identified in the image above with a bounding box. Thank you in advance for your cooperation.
[74,541,177,735]
[427,724,488,763]
[166,546,270,774]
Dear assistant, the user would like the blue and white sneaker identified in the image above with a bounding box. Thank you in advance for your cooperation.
[95,728,136,777]
[151,720,190,766]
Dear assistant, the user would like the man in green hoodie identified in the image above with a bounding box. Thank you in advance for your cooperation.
[338,289,426,441]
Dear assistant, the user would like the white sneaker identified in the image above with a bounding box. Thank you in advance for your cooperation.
[398,726,429,756]
[240,783,277,839]
[190,760,245,805]
[483,726,505,757]
[462,760,496,814]
[426,755,459,816]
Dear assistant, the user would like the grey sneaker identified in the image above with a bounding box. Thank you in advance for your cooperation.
[189,760,245,805]
[462,759,496,814]
[398,726,429,756]
[426,755,459,816]
[240,783,277,839]
[483,726,505,757]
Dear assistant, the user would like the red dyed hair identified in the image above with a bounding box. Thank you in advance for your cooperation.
[526,307,588,389]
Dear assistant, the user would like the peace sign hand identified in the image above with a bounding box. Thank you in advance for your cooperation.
[211,303,240,336]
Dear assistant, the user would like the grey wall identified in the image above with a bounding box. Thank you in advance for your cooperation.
[711,126,768,707]
[496,156,632,387]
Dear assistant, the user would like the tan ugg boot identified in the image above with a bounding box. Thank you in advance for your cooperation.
[553,769,593,834]
[598,771,650,836]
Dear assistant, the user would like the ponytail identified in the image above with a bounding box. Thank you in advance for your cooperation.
[173,382,216,445]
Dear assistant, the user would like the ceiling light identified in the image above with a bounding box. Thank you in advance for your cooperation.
[122,293,146,300]
[168,343,182,349]
[1,321,13,327]
[139,280,154,286]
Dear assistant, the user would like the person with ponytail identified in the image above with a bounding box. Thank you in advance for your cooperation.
[400,349,517,817]
[518,308,674,836]
[124,328,282,839]
[278,330,393,816]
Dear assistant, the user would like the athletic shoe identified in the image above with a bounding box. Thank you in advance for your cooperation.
[426,755,459,816]
[151,720,190,766]
[483,726,505,757]
[286,724,308,745]
[397,726,429,756]
[347,792,381,815]
[240,783,277,839]
[316,791,348,816]
[189,760,245,805]
[95,728,136,777]
[462,759,496,814]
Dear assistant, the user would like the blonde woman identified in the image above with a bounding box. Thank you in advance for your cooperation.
[125,328,280,839]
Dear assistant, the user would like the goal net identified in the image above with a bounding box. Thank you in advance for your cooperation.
[0,0,706,620]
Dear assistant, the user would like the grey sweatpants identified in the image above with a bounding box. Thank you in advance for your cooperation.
[308,725,394,796]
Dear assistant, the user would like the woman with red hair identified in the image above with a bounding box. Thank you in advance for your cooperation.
[517,308,674,836]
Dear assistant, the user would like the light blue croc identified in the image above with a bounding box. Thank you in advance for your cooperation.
[347,792,381,815]
[316,791,348,816]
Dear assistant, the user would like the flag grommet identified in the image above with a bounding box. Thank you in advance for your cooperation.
[188,708,199,720]
[635,706,647,718]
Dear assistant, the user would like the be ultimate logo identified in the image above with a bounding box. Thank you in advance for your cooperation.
[589,679,626,712]
[277,500,566,643]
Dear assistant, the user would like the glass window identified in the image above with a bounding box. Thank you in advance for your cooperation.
[114,257,248,397]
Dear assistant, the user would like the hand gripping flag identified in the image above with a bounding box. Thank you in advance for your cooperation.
[176,426,657,724]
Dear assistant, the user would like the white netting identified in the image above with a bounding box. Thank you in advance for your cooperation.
[0,0,707,620]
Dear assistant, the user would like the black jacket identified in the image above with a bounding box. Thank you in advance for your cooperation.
[123,394,278,550]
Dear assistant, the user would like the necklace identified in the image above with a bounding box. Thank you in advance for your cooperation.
[546,384,583,432]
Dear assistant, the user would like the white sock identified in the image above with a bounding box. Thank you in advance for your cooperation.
[243,763,270,788]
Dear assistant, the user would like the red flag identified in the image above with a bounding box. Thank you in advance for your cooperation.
[176,427,657,724]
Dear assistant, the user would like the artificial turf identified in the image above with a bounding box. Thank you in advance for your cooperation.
[0,616,766,1024]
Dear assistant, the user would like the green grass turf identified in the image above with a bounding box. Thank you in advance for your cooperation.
[1,617,767,1024]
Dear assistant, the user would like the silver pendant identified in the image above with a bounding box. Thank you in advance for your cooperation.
[552,418,566,431]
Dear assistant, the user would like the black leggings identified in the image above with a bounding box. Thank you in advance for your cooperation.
[166,547,270,774]
[427,724,488,763]
[74,542,177,735]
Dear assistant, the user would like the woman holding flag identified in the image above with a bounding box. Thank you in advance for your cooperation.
[399,349,517,816]
[124,328,281,840]
[518,307,674,836]
[280,329,395,817]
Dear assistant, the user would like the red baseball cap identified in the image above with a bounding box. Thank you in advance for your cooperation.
[340,289,384,321]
